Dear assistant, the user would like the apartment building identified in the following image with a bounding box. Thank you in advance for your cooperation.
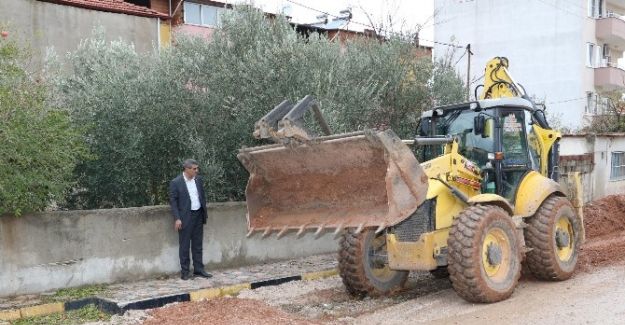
[142,0,229,39]
[434,0,625,130]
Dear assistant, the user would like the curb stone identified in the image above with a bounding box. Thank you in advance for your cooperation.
[0,268,339,321]
[0,303,64,322]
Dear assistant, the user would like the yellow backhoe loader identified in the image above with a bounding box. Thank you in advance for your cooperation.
[237,57,584,303]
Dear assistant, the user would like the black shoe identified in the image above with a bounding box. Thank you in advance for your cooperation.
[181,272,191,280]
[193,270,213,278]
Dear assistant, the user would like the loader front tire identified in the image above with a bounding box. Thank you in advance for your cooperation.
[338,229,408,297]
[524,195,581,280]
[448,205,522,303]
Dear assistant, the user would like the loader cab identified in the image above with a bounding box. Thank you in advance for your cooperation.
[418,103,493,168]
[419,98,542,202]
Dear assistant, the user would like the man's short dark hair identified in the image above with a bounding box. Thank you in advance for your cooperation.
[182,159,199,170]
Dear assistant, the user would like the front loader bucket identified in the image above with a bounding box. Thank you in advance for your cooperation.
[237,129,429,237]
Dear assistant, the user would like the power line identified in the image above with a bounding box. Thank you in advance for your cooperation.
[287,0,588,49]
[547,97,587,105]
[470,73,485,85]
[285,0,465,48]
[416,9,455,30]
[285,0,335,21]
[454,49,467,67]
[421,38,464,49]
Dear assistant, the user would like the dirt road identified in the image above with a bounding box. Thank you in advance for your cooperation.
[140,261,625,325]
[355,262,625,324]
[141,195,625,325]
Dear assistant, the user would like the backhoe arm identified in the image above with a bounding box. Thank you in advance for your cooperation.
[479,57,527,100]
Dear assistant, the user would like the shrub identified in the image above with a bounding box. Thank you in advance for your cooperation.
[0,35,87,216]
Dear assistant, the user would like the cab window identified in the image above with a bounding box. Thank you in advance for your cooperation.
[500,111,530,201]
[418,108,494,166]
[446,110,494,167]
[525,110,541,171]
[501,111,529,168]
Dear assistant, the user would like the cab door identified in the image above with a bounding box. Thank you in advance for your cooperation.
[496,109,532,202]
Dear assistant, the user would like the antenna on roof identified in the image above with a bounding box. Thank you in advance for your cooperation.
[315,13,328,25]
[338,8,352,20]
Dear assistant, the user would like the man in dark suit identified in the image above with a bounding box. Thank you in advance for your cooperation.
[169,159,212,280]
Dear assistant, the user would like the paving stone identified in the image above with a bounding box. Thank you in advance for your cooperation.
[0,253,337,311]
[104,254,337,305]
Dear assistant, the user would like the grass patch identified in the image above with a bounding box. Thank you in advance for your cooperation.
[42,285,109,303]
[11,305,111,325]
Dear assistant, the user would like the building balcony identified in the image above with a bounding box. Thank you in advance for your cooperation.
[595,64,625,91]
[596,15,625,47]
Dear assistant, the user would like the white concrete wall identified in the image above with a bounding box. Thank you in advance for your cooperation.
[560,134,625,200]
[0,203,338,297]
[560,136,597,202]
[560,136,593,155]
[433,0,596,130]
[594,136,625,197]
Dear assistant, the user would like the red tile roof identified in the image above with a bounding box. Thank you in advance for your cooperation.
[39,0,169,19]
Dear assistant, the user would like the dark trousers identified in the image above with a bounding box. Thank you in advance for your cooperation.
[178,209,204,274]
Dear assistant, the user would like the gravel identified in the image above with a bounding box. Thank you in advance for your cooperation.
[84,309,150,325]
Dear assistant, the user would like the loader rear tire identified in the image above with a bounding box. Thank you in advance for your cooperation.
[448,205,522,303]
[524,195,581,280]
[338,229,408,297]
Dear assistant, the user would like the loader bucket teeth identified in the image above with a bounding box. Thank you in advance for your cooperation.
[237,129,429,237]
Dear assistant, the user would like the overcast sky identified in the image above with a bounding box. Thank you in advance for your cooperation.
[230,0,435,45]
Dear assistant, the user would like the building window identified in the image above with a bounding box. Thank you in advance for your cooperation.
[585,92,611,114]
[184,2,223,27]
[588,0,595,17]
[586,43,596,67]
[598,96,610,114]
[588,0,603,18]
[598,43,612,67]
[611,152,625,180]
[586,91,596,114]
[201,6,220,26]
[184,2,201,24]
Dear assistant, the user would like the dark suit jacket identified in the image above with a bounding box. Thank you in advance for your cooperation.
[169,174,208,227]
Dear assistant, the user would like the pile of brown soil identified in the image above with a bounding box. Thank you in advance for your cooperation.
[578,195,625,270]
[582,195,625,238]
[143,297,318,325]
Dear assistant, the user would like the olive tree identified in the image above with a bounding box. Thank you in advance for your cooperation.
[0,35,87,216]
[58,7,465,208]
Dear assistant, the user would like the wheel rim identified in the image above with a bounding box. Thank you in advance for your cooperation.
[481,227,511,281]
[555,216,574,261]
[367,233,394,280]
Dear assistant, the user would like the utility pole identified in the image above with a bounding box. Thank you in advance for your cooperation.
[466,44,472,101]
